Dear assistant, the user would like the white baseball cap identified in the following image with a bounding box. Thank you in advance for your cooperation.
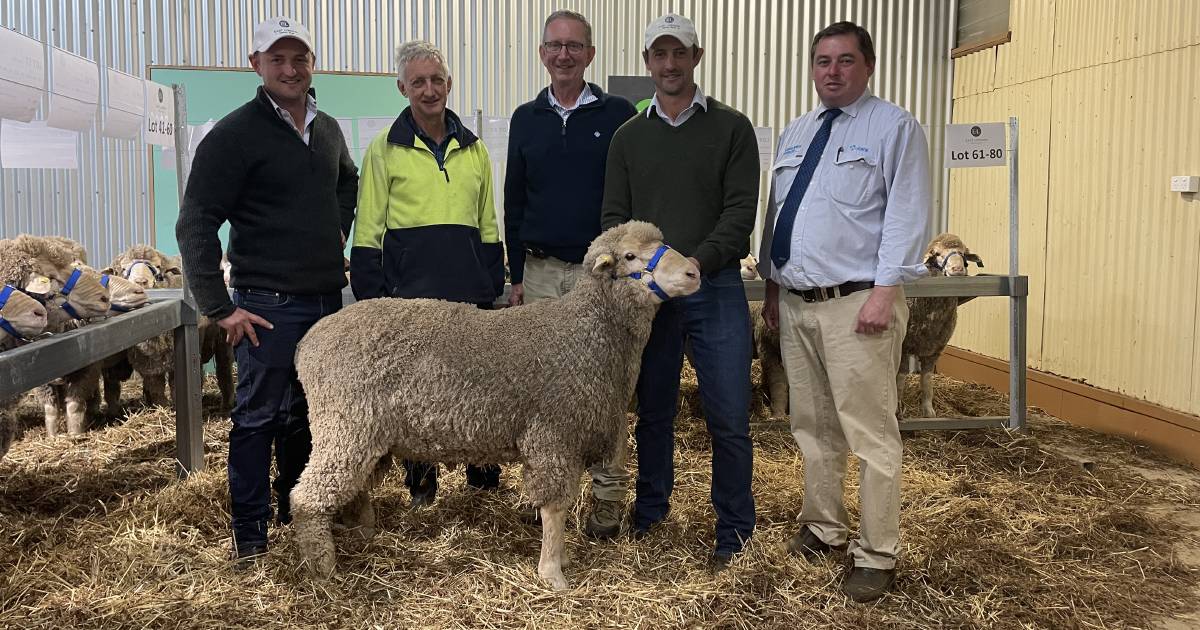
[643,13,699,51]
[252,16,314,54]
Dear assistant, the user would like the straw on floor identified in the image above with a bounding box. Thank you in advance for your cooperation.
[1,367,1197,629]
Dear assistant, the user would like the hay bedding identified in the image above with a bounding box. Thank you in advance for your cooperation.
[0,369,1197,629]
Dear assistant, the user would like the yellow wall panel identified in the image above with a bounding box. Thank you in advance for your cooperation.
[1040,47,1200,413]
[953,47,996,99]
[995,0,1056,86]
[947,79,1052,367]
[1052,0,1200,76]
[952,4,1200,415]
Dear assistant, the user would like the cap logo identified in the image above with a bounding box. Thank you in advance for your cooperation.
[665,16,675,23]
[280,19,290,27]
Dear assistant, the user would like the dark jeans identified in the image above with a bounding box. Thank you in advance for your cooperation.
[229,288,342,554]
[633,266,756,554]
[404,300,501,499]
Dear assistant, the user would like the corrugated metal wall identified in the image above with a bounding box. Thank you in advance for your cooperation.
[1,0,954,267]
[949,0,1200,415]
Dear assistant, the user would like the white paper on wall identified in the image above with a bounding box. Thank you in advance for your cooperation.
[0,78,44,122]
[481,116,510,160]
[754,126,774,170]
[188,119,217,156]
[143,80,176,147]
[355,117,392,155]
[334,117,354,143]
[0,119,79,169]
[45,93,97,131]
[45,47,98,131]
[0,28,46,122]
[101,68,144,139]
[102,108,142,139]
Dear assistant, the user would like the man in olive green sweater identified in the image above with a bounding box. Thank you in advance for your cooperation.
[600,12,758,573]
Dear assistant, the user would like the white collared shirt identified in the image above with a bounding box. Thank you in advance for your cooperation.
[646,85,708,127]
[757,89,931,288]
[265,91,318,144]
[547,82,597,122]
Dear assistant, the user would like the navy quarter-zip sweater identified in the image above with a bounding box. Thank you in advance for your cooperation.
[503,83,636,283]
[176,86,358,319]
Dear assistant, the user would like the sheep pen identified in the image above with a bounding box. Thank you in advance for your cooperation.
[0,367,1197,628]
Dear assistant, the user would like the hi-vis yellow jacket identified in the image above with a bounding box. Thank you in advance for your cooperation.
[350,107,504,303]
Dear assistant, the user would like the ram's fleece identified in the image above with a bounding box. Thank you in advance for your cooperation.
[289,221,701,590]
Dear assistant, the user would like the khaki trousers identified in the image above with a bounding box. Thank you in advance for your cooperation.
[522,255,630,502]
[778,287,908,570]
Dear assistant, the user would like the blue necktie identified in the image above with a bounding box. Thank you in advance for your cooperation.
[770,108,842,269]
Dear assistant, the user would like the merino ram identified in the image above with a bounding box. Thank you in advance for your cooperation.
[898,233,983,418]
[289,221,700,589]
[1,286,50,459]
[103,245,234,410]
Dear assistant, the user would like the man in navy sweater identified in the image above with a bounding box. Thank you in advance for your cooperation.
[503,9,636,539]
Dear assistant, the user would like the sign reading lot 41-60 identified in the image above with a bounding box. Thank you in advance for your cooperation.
[945,122,1006,168]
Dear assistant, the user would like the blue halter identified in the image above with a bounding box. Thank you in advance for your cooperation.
[58,267,85,320]
[624,245,673,301]
[0,284,31,342]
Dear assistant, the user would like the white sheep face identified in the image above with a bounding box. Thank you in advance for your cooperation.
[923,233,982,278]
[0,287,49,338]
[102,273,148,312]
[53,268,111,319]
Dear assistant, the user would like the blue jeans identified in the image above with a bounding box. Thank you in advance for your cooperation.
[229,288,342,554]
[633,267,755,554]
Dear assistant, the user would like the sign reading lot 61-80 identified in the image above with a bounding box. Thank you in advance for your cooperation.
[945,122,1006,168]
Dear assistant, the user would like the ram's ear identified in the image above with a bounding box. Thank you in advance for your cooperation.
[924,253,940,269]
[592,253,615,273]
[965,253,985,267]
[100,266,116,275]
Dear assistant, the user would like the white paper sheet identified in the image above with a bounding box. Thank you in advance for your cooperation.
[105,68,144,124]
[0,77,44,122]
[0,120,79,169]
[106,69,144,113]
[334,117,353,144]
[45,93,97,131]
[0,28,46,121]
[44,47,99,131]
[481,116,509,160]
[0,28,46,90]
[101,108,142,139]
[188,119,217,156]
[355,117,392,155]
[754,126,774,170]
[143,80,176,147]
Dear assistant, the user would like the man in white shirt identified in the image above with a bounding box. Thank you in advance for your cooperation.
[757,21,930,602]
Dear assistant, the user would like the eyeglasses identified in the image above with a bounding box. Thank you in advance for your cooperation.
[542,41,588,54]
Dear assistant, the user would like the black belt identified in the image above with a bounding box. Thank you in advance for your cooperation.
[788,281,874,303]
[525,245,548,259]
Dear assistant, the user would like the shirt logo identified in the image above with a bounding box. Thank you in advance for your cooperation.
[594,131,602,137]
[847,144,870,154]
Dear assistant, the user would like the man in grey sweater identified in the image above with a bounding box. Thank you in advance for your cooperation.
[601,12,758,573]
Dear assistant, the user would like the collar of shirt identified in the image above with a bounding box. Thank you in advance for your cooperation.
[547,82,596,120]
[265,91,318,144]
[410,112,459,167]
[815,88,873,121]
[646,85,707,127]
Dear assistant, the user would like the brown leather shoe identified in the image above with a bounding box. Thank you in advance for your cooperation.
[785,526,843,562]
[842,566,896,602]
